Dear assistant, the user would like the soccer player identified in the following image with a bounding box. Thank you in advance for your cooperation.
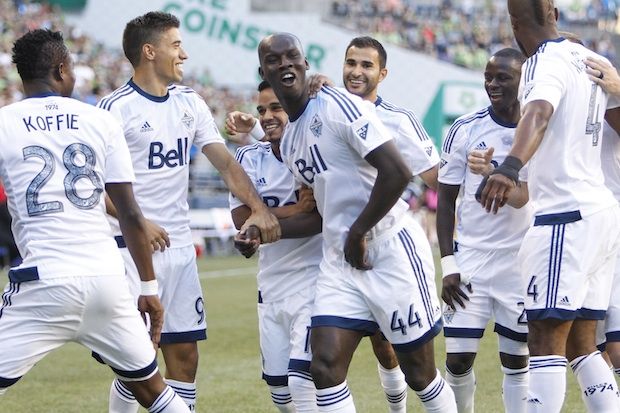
[98,11,280,412]
[341,35,440,413]
[0,29,190,413]
[437,48,531,413]
[228,80,322,413]
[478,1,620,411]
[259,33,456,413]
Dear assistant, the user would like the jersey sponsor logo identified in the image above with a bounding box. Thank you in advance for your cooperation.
[140,121,153,133]
[310,115,323,138]
[356,123,369,140]
[148,137,190,169]
[181,111,194,130]
[293,144,327,185]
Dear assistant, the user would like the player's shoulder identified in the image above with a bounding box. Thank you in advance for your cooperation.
[442,107,490,152]
[375,96,423,124]
[317,85,375,123]
[234,141,270,164]
[97,82,139,111]
[168,84,204,101]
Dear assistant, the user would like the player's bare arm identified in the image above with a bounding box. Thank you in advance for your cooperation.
[437,183,471,310]
[203,142,281,243]
[479,100,552,213]
[418,165,439,190]
[105,182,164,346]
[345,140,412,270]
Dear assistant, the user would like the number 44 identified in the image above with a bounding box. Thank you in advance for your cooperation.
[391,304,422,335]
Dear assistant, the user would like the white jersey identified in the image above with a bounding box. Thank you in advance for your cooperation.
[229,142,321,303]
[280,86,409,249]
[0,93,133,279]
[374,96,439,176]
[439,106,533,250]
[601,122,620,201]
[519,38,617,221]
[98,80,225,247]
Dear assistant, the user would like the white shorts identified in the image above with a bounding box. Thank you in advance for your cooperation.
[259,288,314,386]
[311,215,442,352]
[597,247,620,346]
[443,246,528,353]
[0,274,157,387]
[118,241,206,344]
[519,206,620,321]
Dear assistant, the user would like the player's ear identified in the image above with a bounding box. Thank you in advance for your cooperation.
[142,43,156,62]
[258,66,265,80]
[304,58,309,71]
[54,62,64,82]
[379,67,388,83]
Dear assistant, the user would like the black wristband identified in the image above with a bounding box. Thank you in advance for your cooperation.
[490,155,523,184]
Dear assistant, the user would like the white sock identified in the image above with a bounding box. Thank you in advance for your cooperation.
[416,369,457,412]
[288,369,318,412]
[501,365,528,413]
[570,351,620,412]
[527,355,567,412]
[377,364,407,413]
[109,378,139,413]
[269,385,296,413]
[148,386,190,412]
[316,381,356,412]
[445,366,475,413]
[165,379,196,411]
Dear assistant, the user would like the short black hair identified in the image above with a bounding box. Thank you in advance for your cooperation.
[345,36,387,69]
[123,11,180,67]
[257,80,271,92]
[492,48,526,65]
[12,29,69,81]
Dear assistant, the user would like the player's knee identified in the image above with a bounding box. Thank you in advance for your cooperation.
[161,342,199,379]
[445,352,476,375]
[371,339,399,369]
[310,351,347,386]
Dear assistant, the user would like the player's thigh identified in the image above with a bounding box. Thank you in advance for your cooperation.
[363,224,442,352]
[78,276,157,381]
[0,278,81,381]
[259,300,294,378]
[156,246,207,341]
[286,288,314,365]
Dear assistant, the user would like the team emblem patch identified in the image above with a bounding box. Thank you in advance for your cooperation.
[502,136,513,146]
[181,111,194,129]
[443,306,455,323]
[310,115,323,138]
[356,123,369,140]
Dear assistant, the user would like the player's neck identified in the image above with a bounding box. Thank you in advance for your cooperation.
[132,70,170,97]
[492,104,520,125]
[22,80,61,98]
[282,89,310,122]
[523,28,561,57]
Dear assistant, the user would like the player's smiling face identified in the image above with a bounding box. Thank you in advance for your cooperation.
[484,56,521,113]
[343,46,386,100]
[152,27,187,84]
[259,35,308,105]
[257,87,288,142]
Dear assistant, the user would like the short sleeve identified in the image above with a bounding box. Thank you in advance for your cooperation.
[229,145,257,211]
[395,115,440,176]
[520,53,567,111]
[193,96,226,149]
[438,119,468,185]
[103,112,135,183]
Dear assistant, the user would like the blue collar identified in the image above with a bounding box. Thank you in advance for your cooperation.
[534,37,565,54]
[128,79,169,102]
[488,106,517,128]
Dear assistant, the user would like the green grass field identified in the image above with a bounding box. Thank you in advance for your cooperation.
[0,255,591,412]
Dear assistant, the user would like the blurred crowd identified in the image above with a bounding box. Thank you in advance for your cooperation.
[328,0,618,69]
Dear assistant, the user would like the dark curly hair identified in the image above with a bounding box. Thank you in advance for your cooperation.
[12,29,69,81]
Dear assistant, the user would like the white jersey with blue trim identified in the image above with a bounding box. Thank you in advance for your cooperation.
[439,106,533,250]
[519,38,617,219]
[374,96,439,176]
[0,94,133,279]
[98,80,225,247]
[602,122,620,201]
[229,142,321,303]
[280,86,409,249]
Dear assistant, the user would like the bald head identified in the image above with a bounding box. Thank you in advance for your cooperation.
[508,0,556,27]
[258,33,304,62]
